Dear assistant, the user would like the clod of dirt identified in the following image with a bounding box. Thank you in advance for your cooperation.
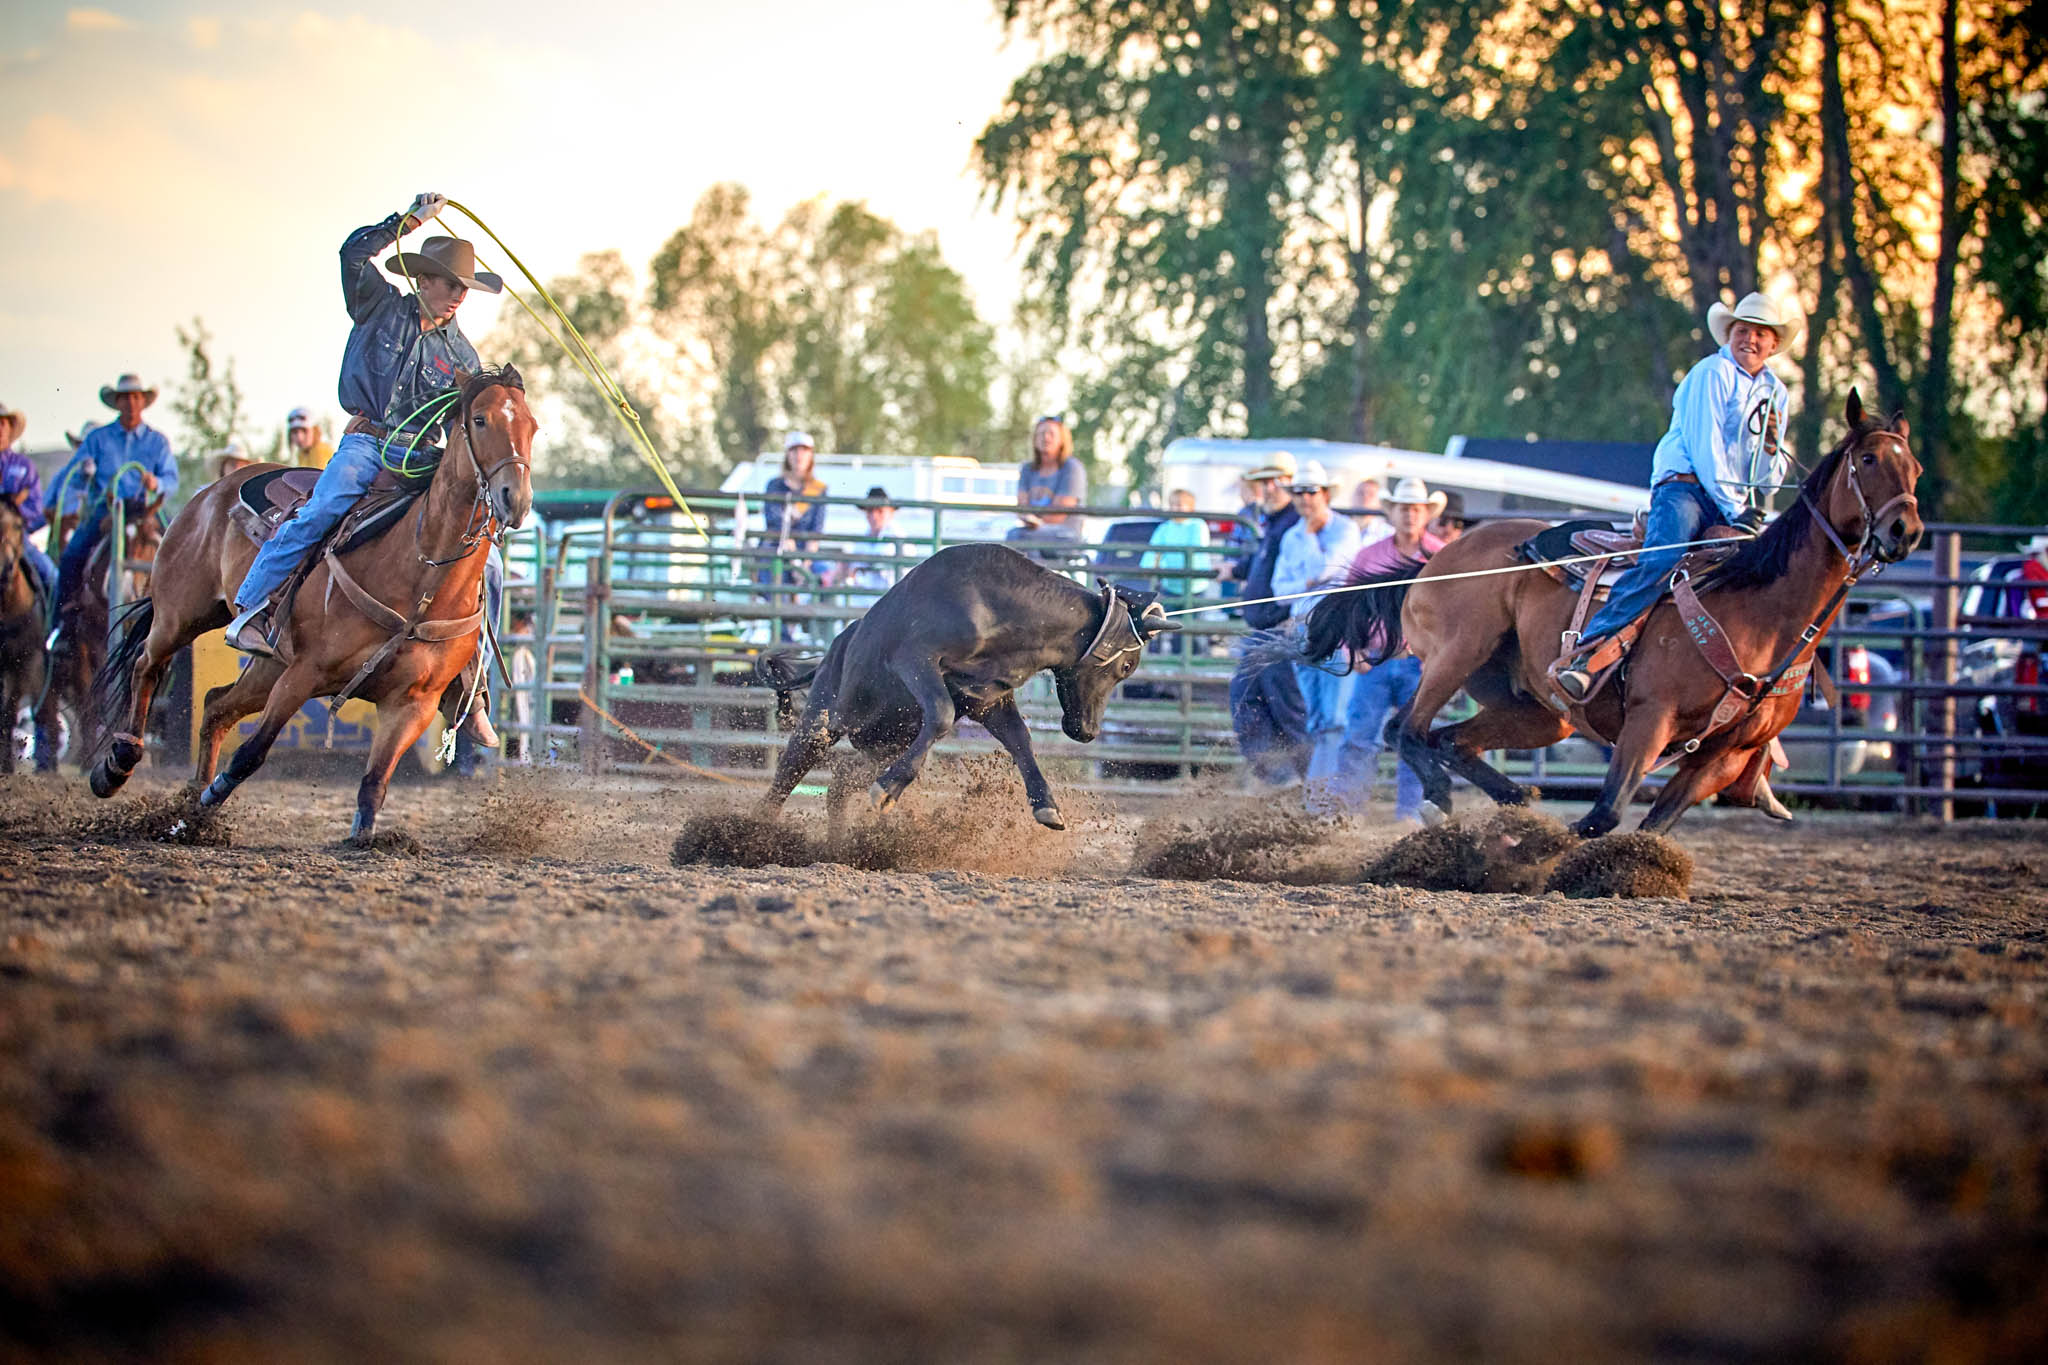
[1546,832,1694,900]
[74,792,233,847]
[1363,820,1489,892]
[1474,809,1581,893]
[830,820,922,872]
[463,777,570,859]
[344,830,424,857]
[1490,1119,1622,1180]
[671,812,817,869]
[1131,811,1338,882]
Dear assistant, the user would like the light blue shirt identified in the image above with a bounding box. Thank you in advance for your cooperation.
[1273,513,1362,619]
[1651,346,1792,520]
[76,420,178,507]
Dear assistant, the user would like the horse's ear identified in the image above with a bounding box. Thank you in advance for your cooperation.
[1845,388,1865,427]
[501,362,522,389]
[1889,410,1911,440]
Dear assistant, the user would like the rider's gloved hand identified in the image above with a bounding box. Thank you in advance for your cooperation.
[1734,507,1768,534]
[404,192,448,231]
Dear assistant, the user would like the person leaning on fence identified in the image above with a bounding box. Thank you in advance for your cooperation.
[1313,477,1447,822]
[55,374,178,632]
[832,486,906,596]
[1140,489,1212,607]
[224,192,503,745]
[1227,451,1310,786]
[760,430,827,578]
[1273,460,1364,803]
[1010,414,1085,552]
[287,407,335,470]
[0,403,58,600]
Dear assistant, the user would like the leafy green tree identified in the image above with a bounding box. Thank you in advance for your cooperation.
[168,317,245,502]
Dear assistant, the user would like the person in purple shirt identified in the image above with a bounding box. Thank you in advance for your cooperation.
[0,404,57,596]
[55,375,178,621]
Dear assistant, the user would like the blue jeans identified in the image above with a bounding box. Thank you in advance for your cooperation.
[1577,477,1729,648]
[1230,651,1308,782]
[1326,655,1424,817]
[1297,656,1357,809]
[236,431,382,609]
[55,499,111,606]
[21,542,55,602]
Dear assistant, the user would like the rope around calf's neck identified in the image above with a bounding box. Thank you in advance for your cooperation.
[1160,531,1758,619]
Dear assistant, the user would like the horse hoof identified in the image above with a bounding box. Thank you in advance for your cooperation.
[1033,805,1065,831]
[197,776,231,810]
[868,780,898,814]
[1418,801,1448,828]
[87,763,124,799]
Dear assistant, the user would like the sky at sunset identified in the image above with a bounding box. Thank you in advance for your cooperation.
[0,1,1033,452]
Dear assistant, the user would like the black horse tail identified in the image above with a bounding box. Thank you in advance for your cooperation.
[91,596,154,750]
[1300,565,1417,667]
[753,647,824,728]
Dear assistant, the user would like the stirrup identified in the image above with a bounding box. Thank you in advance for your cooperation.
[1550,662,1597,703]
[226,601,278,658]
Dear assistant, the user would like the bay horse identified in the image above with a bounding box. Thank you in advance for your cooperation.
[1299,392,1922,838]
[35,495,162,771]
[91,366,534,844]
[0,500,47,773]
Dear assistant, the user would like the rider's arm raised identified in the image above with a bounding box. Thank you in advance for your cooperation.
[341,214,407,323]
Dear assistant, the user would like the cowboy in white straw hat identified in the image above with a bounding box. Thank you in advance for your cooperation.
[1308,476,1451,820]
[1550,288,1805,817]
[1271,458,1365,805]
[55,373,178,629]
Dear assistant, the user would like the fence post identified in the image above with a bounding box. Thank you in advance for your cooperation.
[579,543,610,776]
[107,497,126,612]
[1931,530,1960,821]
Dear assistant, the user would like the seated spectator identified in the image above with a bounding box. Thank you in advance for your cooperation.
[1009,414,1085,554]
[834,486,907,596]
[1139,488,1212,605]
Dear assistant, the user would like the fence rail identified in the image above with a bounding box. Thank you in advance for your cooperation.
[484,491,2046,817]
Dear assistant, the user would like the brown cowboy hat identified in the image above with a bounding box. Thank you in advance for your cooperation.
[99,373,158,409]
[384,235,504,294]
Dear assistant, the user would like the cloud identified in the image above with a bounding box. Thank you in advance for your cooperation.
[66,8,129,31]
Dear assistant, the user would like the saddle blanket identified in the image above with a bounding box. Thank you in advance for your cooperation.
[1515,519,1643,593]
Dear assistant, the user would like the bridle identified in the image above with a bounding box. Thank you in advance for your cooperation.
[1801,429,1919,573]
[416,380,532,569]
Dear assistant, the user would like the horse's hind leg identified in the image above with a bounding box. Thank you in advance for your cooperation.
[193,661,282,787]
[1394,640,1503,819]
[1429,699,1574,808]
[198,662,321,811]
[348,691,440,845]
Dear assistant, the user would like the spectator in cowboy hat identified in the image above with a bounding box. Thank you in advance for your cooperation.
[225,192,503,746]
[1227,449,1312,785]
[1430,488,1470,543]
[1271,460,1364,798]
[213,439,256,481]
[0,402,59,597]
[833,485,906,595]
[286,407,335,470]
[55,374,178,621]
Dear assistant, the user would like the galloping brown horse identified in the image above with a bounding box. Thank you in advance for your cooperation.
[91,366,534,843]
[1300,392,1922,838]
[0,501,47,773]
[35,497,162,771]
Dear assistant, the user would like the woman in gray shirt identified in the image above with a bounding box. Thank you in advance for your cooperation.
[1010,415,1086,547]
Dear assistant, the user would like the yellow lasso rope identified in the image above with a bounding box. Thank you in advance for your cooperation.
[423,200,711,538]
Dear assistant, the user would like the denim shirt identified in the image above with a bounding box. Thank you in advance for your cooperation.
[0,449,45,532]
[338,213,481,444]
[1650,347,1792,520]
[75,421,177,508]
[1273,514,1363,619]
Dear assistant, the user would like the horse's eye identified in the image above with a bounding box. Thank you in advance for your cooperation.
[1861,451,1875,465]
[473,416,487,427]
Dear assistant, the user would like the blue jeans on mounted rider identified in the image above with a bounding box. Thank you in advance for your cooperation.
[1296,658,1357,812]
[1575,476,1730,650]
[235,431,383,610]
[21,543,55,607]
[55,498,113,609]
[1324,654,1425,818]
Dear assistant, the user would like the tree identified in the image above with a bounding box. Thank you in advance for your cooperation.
[168,317,245,501]
[648,184,996,460]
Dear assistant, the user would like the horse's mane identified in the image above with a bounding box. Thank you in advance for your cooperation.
[459,363,524,408]
[1699,414,1876,593]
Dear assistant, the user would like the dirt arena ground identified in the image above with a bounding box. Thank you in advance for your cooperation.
[2,762,2044,1363]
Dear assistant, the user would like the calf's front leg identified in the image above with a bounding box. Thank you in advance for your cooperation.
[975,693,1065,829]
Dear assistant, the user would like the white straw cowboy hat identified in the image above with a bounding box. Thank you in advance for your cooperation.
[1288,459,1338,491]
[2020,534,2048,560]
[384,235,504,294]
[0,403,22,443]
[1246,450,1298,482]
[99,373,158,409]
[1384,475,1449,517]
[1708,291,1806,352]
